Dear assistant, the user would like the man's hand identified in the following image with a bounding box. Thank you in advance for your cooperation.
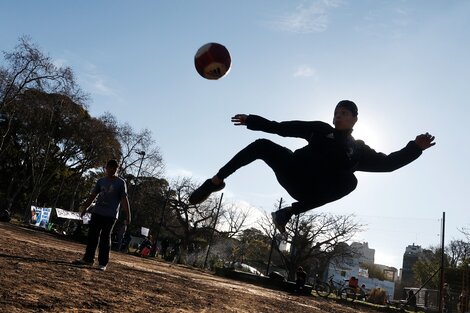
[80,207,87,218]
[231,114,248,126]
[414,132,436,150]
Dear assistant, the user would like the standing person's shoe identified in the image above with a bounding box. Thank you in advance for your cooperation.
[72,258,93,267]
[189,179,225,205]
[271,207,292,234]
[97,265,107,271]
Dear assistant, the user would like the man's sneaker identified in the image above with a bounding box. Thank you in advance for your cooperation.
[271,208,292,234]
[97,265,107,271]
[72,258,93,267]
[189,179,225,205]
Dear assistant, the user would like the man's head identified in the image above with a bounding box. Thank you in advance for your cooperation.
[333,100,358,130]
[105,159,119,177]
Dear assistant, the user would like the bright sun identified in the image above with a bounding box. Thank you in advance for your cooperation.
[353,121,384,151]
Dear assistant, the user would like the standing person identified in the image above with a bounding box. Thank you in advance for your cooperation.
[189,100,436,233]
[295,266,307,293]
[160,238,169,259]
[73,159,131,271]
[407,289,417,308]
[444,283,453,313]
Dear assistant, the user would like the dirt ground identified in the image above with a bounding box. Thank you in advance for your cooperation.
[0,222,384,313]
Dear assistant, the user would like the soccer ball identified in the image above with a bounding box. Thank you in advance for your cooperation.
[194,42,231,80]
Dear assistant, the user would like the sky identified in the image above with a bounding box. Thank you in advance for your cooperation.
[2,0,469,271]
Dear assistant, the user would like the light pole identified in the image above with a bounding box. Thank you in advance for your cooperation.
[129,150,145,205]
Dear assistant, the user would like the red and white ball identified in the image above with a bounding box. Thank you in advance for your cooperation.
[194,42,231,80]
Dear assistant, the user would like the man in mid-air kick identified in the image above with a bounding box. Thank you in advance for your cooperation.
[189,100,435,233]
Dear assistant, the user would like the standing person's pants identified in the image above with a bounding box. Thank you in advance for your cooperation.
[84,213,116,266]
[216,139,357,214]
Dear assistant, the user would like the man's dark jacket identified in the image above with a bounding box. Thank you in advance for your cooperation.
[245,115,422,213]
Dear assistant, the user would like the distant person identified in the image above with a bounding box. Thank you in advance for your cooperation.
[73,159,131,271]
[360,284,368,300]
[160,238,169,259]
[149,236,158,257]
[0,208,10,222]
[30,207,40,225]
[119,230,132,253]
[444,283,453,313]
[407,289,417,308]
[115,223,128,251]
[348,276,359,291]
[136,235,153,258]
[170,240,181,263]
[295,266,307,293]
[189,100,436,233]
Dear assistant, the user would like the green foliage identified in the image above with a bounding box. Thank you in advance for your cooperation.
[0,37,165,225]
[412,247,447,289]
[361,263,386,281]
[234,228,271,264]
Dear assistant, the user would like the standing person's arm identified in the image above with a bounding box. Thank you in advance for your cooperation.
[121,196,131,225]
[80,193,97,217]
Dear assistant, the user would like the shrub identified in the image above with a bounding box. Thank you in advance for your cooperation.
[367,288,387,305]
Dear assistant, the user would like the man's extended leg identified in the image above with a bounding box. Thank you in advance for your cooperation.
[189,139,294,205]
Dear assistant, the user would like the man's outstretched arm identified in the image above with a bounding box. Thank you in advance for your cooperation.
[231,114,328,140]
[357,132,436,172]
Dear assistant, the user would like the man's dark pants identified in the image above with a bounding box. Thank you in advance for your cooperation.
[84,213,116,266]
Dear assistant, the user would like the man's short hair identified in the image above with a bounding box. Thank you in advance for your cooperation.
[106,159,119,169]
[336,100,358,117]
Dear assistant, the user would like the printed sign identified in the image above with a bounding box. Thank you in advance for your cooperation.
[55,208,91,224]
[31,206,51,228]
[141,227,149,237]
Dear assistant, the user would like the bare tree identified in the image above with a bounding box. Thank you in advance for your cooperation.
[460,226,470,242]
[164,177,220,263]
[219,202,251,238]
[446,240,470,268]
[115,121,164,195]
[259,211,364,280]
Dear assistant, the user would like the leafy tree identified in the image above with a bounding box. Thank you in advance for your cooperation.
[412,247,447,289]
[412,240,470,290]
[0,89,120,218]
[127,176,169,236]
[361,263,386,281]
[0,36,86,151]
[231,228,271,265]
